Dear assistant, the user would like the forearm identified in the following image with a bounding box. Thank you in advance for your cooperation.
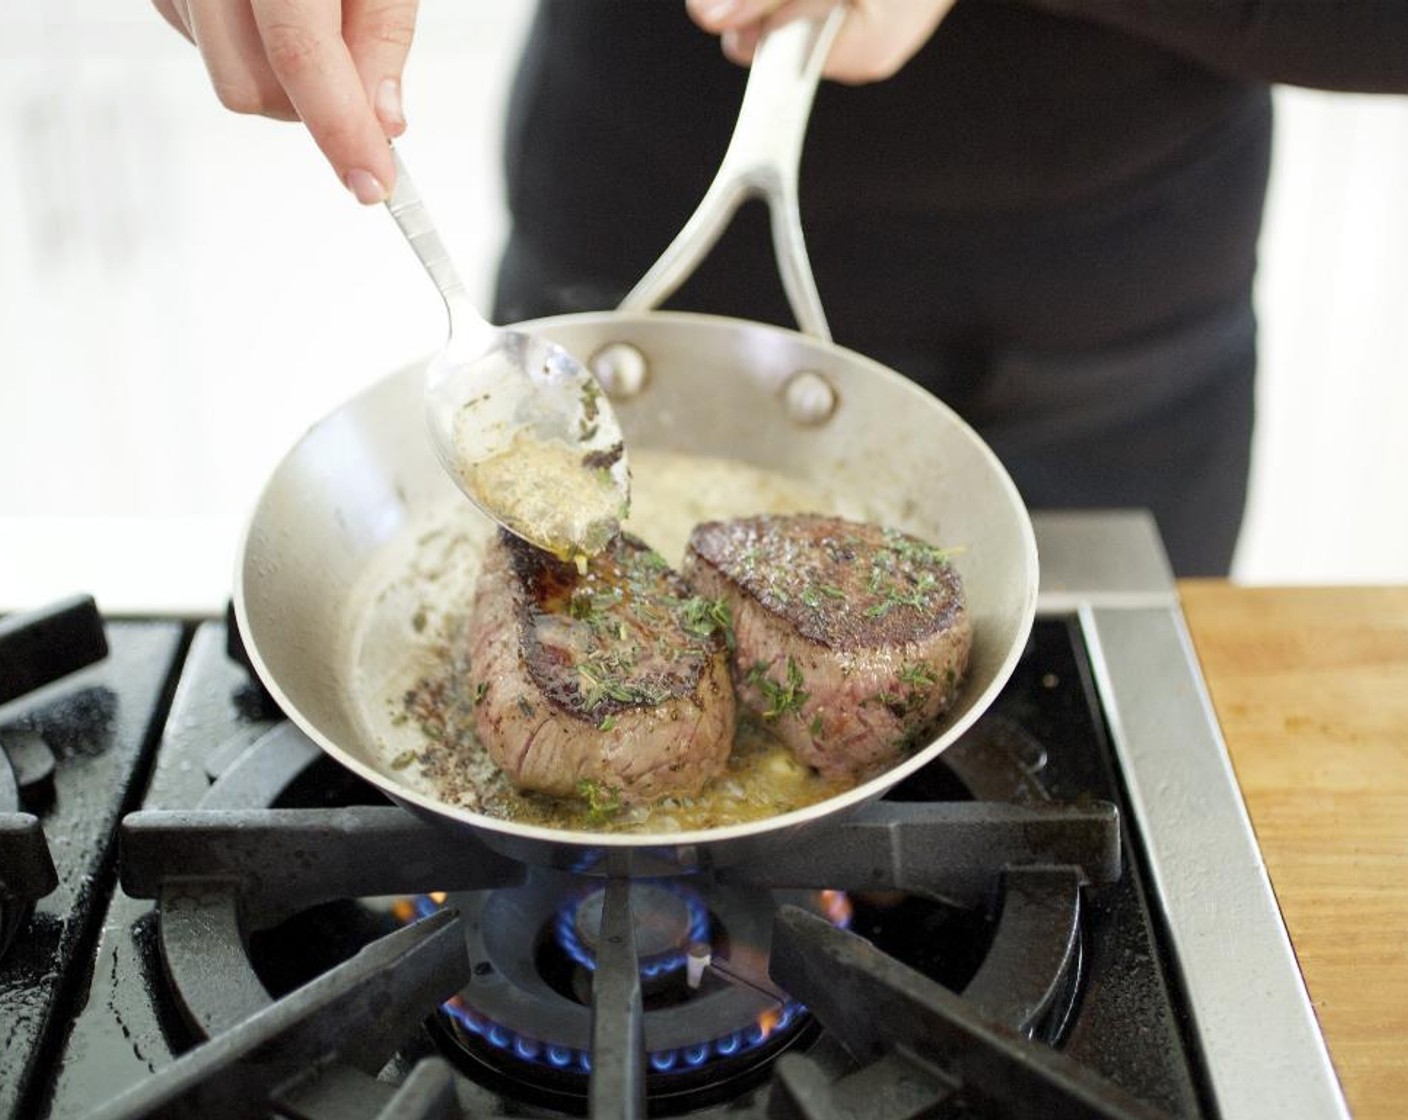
[1022,0,1408,92]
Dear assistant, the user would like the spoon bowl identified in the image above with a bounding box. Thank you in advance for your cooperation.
[386,147,629,559]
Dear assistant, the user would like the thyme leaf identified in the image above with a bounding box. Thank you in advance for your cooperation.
[898,662,937,690]
[578,660,669,710]
[746,656,809,720]
[577,778,622,825]
[801,584,849,609]
[679,596,735,649]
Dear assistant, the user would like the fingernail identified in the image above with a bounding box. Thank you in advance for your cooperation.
[344,168,388,205]
[702,0,740,22]
[375,77,405,132]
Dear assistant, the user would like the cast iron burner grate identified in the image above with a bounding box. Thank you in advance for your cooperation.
[85,701,1166,1120]
[0,597,188,1120]
[0,742,57,961]
[0,596,109,960]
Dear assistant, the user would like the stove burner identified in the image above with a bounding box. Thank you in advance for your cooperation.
[84,616,1218,1120]
[409,873,835,1103]
[111,709,1123,1110]
[558,879,710,977]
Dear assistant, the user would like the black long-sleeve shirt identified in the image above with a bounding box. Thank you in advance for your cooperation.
[496,1,1407,575]
[506,0,1408,232]
[1031,1,1408,92]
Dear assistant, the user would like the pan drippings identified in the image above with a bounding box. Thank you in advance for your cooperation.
[349,450,873,833]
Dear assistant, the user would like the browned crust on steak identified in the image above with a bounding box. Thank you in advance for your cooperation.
[683,514,971,781]
[503,532,720,718]
[686,515,965,647]
[468,531,736,805]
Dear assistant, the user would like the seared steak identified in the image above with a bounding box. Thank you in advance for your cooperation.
[468,530,736,806]
[683,514,970,780]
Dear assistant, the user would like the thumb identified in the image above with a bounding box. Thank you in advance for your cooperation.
[344,0,420,138]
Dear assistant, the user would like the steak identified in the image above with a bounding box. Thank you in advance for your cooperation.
[467,530,736,806]
[683,514,971,780]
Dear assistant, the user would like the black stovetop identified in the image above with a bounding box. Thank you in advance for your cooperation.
[0,597,1210,1120]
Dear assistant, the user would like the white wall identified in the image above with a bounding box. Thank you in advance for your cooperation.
[0,1,535,610]
[1240,88,1408,583]
[0,2,1405,612]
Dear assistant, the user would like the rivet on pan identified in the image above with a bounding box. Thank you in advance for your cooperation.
[782,370,838,426]
[589,342,650,400]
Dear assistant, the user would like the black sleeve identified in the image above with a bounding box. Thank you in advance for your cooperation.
[1022,0,1408,92]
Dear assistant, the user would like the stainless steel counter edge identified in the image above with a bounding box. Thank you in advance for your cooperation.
[1030,511,1349,1120]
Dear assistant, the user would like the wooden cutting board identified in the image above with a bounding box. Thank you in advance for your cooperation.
[1177,582,1408,1120]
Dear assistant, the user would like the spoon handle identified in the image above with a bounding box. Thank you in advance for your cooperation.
[384,146,481,334]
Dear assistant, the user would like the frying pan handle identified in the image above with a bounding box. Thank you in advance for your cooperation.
[618,5,846,342]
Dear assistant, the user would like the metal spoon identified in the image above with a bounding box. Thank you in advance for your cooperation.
[385,147,629,560]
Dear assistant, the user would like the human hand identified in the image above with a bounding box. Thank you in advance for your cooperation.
[686,0,956,83]
[151,0,419,203]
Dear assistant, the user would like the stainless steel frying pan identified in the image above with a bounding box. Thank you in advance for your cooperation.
[233,12,1038,875]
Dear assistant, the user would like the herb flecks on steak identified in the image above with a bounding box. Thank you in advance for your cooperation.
[507,533,728,719]
[467,530,736,805]
[685,514,971,781]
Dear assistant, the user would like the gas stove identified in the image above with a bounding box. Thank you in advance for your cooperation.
[0,512,1347,1119]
